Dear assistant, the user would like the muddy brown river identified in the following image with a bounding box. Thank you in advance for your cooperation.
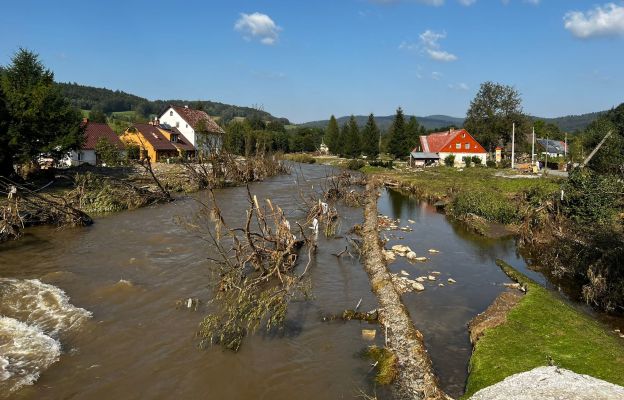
[0,164,553,399]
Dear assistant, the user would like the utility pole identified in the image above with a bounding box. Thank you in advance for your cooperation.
[531,126,535,166]
[564,132,568,158]
[545,136,549,174]
[581,130,613,168]
[511,122,515,169]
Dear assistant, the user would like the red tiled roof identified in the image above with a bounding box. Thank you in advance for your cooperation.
[131,124,196,152]
[416,129,486,154]
[168,105,225,134]
[82,122,124,150]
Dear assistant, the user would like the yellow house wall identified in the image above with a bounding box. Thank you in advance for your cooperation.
[120,130,158,162]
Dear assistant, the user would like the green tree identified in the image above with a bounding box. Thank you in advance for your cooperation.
[534,120,564,141]
[387,107,407,158]
[0,49,84,175]
[464,81,529,151]
[583,105,624,174]
[0,85,11,175]
[89,109,107,123]
[324,115,340,155]
[360,113,380,158]
[342,116,361,158]
[405,116,421,151]
[94,137,123,166]
[224,120,248,155]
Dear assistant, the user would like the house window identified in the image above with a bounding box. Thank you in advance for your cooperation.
[176,121,180,128]
[77,151,82,161]
[170,111,173,116]
[171,134,179,143]
[455,143,461,150]
[462,133,466,138]
[185,124,188,128]
[465,143,470,150]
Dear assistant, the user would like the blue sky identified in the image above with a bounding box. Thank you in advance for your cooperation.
[1,0,623,123]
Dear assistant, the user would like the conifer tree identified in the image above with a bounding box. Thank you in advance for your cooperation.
[387,107,407,158]
[343,115,361,158]
[361,113,380,158]
[405,116,421,152]
[324,115,340,155]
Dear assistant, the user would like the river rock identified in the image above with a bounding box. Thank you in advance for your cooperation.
[406,251,418,261]
[448,278,457,284]
[383,250,396,263]
[416,277,426,283]
[400,270,409,276]
[412,282,425,291]
[392,245,412,255]
[408,219,416,224]
[428,249,440,254]
[414,257,428,262]
[469,366,624,400]
[431,271,441,275]
[503,283,521,290]
[428,275,436,281]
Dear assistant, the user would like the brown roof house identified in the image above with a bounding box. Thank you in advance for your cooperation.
[63,119,124,166]
[120,121,196,162]
[158,105,225,154]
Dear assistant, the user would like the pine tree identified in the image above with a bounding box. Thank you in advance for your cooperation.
[343,115,361,158]
[387,107,407,158]
[361,113,380,158]
[337,122,348,156]
[324,115,340,155]
[405,116,421,152]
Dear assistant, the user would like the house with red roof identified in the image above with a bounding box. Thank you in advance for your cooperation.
[64,119,125,166]
[158,105,225,153]
[410,128,487,167]
[120,122,196,162]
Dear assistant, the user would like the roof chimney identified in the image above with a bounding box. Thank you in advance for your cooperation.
[184,105,189,109]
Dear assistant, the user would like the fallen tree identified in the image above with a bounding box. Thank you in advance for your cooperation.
[360,179,450,400]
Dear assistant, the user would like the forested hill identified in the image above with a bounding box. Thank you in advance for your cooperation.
[303,111,604,133]
[58,82,289,124]
[302,115,465,131]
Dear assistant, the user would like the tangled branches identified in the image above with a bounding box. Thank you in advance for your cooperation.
[195,187,316,351]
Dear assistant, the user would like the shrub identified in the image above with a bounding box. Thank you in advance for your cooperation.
[472,156,482,166]
[486,160,497,168]
[346,159,366,170]
[463,156,473,167]
[95,138,124,166]
[444,154,455,167]
[561,169,622,224]
[452,189,518,224]
[368,159,393,168]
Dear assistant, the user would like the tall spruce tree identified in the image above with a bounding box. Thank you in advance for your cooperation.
[0,85,11,176]
[387,107,407,158]
[405,116,421,152]
[337,122,348,157]
[361,113,380,158]
[343,115,361,158]
[324,115,340,155]
[0,49,84,174]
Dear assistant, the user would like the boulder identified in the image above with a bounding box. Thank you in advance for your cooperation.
[406,251,418,261]
[428,275,436,281]
[392,244,412,255]
[412,282,425,291]
[448,278,457,284]
[469,366,624,400]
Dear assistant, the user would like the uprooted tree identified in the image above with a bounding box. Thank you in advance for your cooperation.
[193,187,320,351]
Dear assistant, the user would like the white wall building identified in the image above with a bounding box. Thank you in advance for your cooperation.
[159,105,225,153]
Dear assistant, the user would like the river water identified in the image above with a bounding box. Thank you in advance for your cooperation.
[1,164,541,399]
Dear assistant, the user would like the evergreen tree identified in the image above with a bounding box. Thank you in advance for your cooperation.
[343,115,361,158]
[0,85,11,176]
[337,122,348,157]
[324,115,340,155]
[361,113,380,158]
[387,107,407,158]
[0,49,84,175]
[405,116,421,152]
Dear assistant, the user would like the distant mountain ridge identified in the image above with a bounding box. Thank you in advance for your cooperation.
[302,111,604,133]
[58,82,290,124]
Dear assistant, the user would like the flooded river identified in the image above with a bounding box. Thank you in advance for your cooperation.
[1,164,544,399]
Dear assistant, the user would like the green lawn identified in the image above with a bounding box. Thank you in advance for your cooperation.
[463,260,624,398]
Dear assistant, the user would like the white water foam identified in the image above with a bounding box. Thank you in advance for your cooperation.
[0,316,61,394]
[0,278,92,335]
[0,278,92,395]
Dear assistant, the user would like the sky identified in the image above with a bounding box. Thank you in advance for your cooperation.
[1,0,623,123]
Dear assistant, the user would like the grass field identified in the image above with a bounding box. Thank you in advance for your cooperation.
[462,260,624,398]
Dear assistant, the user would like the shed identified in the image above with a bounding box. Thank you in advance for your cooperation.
[409,152,440,167]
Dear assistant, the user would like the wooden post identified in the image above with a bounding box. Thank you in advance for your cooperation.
[511,123,515,170]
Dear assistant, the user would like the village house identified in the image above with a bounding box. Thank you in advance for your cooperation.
[120,122,196,162]
[411,128,487,167]
[158,105,225,153]
[537,138,567,158]
[63,119,124,166]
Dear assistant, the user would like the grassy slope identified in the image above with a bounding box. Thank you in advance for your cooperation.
[463,260,624,398]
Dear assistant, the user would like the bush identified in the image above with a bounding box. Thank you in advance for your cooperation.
[444,154,455,167]
[472,156,482,166]
[346,159,366,170]
[452,189,518,224]
[463,156,473,167]
[95,138,124,166]
[368,159,393,168]
[486,160,496,168]
[561,169,622,223]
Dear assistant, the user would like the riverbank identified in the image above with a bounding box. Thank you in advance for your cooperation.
[464,260,624,399]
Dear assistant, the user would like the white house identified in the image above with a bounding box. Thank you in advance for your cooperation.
[63,119,124,166]
[413,128,487,167]
[158,105,225,153]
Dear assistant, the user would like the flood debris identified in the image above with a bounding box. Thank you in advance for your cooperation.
[360,180,450,399]
[362,329,377,341]
[366,345,399,386]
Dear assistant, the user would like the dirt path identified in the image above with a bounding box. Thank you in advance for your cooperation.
[361,180,450,400]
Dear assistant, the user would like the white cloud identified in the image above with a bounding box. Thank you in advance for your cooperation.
[398,41,419,50]
[458,0,476,5]
[431,71,443,80]
[448,82,470,91]
[564,3,624,39]
[419,30,458,62]
[234,12,281,45]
